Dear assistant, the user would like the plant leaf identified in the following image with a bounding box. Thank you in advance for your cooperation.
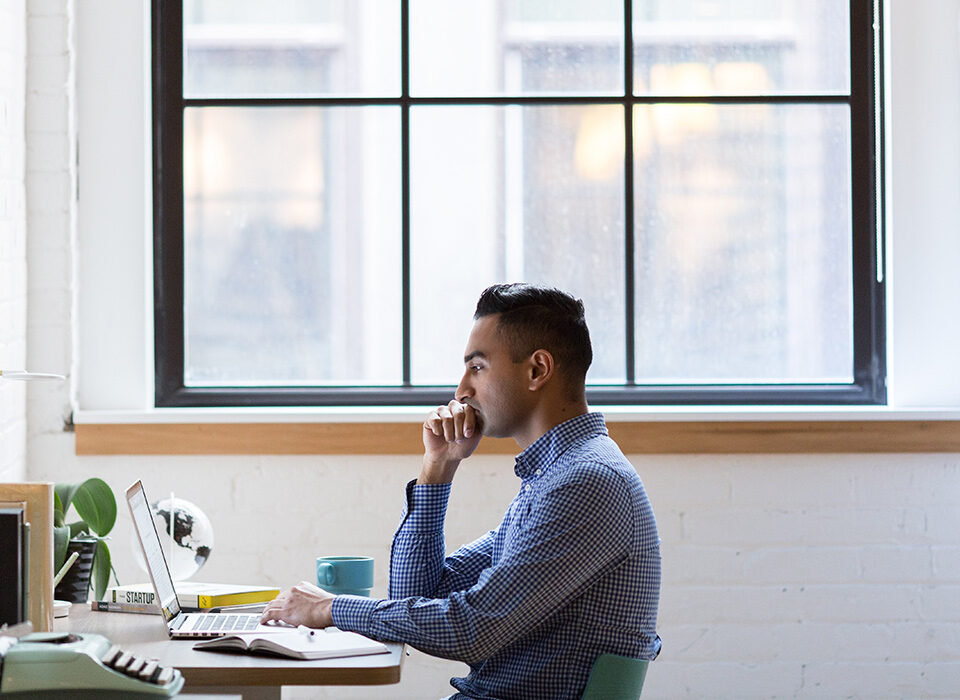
[53,525,70,572]
[71,478,117,537]
[67,521,88,538]
[54,484,81,526]
[91,540,111,601]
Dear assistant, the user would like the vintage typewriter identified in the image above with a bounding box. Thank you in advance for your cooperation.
[0,628,184,698]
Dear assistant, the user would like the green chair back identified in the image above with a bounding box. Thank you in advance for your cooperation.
[581,653,649,700]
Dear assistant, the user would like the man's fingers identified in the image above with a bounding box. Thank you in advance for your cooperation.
[425,402,472,443]
[462,405,476,439]
[424,408,445,437]
[448,401,466,442]
[441,410,456,442]
[259,602,281,623]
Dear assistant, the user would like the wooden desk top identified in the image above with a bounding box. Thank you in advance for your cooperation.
[55,605,403,687]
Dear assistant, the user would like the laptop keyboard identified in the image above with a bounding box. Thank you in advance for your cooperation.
[195,614,260,632]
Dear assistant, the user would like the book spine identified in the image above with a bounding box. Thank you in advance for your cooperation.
[197,589,279,608]
[111,588,158,606]
[107,586,206,608]
[91,600,161,615]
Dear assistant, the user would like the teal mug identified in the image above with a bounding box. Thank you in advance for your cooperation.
[316,556,374,597]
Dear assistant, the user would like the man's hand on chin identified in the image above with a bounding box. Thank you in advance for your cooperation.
[420,400,483,484]
[259,581,335,629]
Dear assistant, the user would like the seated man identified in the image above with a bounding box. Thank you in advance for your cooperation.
[261,283,661,699]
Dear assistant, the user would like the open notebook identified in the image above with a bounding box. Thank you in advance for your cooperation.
[194,626,388,660]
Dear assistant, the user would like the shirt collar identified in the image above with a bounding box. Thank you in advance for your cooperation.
[514,412,607,480]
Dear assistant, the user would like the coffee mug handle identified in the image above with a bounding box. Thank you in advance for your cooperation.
[318,562,336,585]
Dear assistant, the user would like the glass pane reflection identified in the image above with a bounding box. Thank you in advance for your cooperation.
[633,103,853,383]
[410,0,623,96]
[183,106,401,385]
[183,0,400,97]
[409,105,626,385]
[633,0,850,95]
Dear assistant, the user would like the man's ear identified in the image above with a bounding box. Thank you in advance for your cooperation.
[527,349,554,391]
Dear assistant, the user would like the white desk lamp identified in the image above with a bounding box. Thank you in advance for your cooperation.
[0,370,65,381]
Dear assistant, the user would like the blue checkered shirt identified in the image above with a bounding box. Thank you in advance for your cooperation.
[332,412,661,699]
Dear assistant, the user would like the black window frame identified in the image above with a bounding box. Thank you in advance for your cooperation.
[153,0,885,408]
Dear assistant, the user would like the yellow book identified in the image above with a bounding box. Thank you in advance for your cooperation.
[196,588,280,608]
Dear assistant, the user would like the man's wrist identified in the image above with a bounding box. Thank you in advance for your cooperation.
[320,595,335,627]
[331,594,380,632]
[418,457,461,484]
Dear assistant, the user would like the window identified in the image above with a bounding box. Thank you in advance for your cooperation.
[154,0,883,407]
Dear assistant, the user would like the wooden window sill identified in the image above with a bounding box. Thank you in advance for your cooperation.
[74,417,960,455]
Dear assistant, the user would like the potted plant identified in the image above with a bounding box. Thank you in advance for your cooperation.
[54,478,118,602]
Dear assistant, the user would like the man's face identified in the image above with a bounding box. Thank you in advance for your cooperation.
[455,315,534,440]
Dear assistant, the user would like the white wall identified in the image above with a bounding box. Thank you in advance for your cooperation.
[0,0,27,483]
[24,448,960,700]
[24,0,76,451]
[888,0,960,406]
[19,1,960,698]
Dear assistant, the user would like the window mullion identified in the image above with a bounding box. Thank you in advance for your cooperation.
[623,0,635,385]
[401,0,411,387]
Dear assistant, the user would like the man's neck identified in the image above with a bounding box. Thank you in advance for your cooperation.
[513,398,589,450]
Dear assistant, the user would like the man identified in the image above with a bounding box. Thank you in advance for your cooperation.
[261,283,661,698]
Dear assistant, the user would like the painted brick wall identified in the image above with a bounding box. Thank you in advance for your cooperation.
[21,2,960,698]
[24,451,960,699]
[0,0,27,483]
[24,0,74,444]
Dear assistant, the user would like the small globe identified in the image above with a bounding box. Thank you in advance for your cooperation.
[132,496,214,581]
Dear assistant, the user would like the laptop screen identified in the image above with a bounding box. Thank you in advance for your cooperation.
[127,481,181,622]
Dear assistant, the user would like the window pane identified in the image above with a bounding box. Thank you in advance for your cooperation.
[410,0,622,96]
[633,103,852,382]
[409,105,626,385]
[183,0,400,97]
[633,0,850,95]
[183,106,401,385]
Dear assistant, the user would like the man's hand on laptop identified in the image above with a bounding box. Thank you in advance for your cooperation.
[259,581,334,629]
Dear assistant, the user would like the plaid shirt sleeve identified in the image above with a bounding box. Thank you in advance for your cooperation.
[331,465,633,665]
[386,480,497,599]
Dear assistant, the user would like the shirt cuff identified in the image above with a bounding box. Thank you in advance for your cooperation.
[400,479,452,532]
[330,594,380,633]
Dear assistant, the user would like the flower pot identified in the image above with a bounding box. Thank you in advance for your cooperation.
[54,537,99,603]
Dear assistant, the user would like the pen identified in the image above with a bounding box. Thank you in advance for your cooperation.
[297,625,316,641]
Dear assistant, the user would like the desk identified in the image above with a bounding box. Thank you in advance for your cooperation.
[55,606,404,700]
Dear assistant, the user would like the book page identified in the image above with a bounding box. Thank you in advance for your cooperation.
[196,628,387,660]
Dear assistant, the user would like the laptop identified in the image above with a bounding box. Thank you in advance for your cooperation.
[126,480,290,638]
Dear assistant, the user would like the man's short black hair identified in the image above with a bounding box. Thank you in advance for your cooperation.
[474,283,593,392]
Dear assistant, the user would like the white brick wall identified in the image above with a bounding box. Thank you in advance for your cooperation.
[21,451,960,699]
[24,0,74,443]
[19,2,960,699]
[641,456,960,699]
[0,0,27,483]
